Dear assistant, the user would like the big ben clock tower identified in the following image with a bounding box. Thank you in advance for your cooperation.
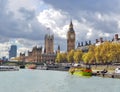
[67,21,75,52]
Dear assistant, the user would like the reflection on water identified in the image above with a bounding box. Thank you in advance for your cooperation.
[0,69,119,92]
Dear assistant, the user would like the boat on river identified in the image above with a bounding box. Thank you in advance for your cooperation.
[27,65,36,69]
[69,64,92,77]
[0,66,19,71]
[26,64,36,69]
[36,65,48,70]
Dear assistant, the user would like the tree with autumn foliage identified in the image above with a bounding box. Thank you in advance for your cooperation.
[67,50,74,63]
[55,52,67,63]
[61,53,67,62]
[111,43,120,63]
[73,50,83,63]
[88,41,120,64]
[82,45,95,64]
[55,53,62,63]
[94,41,120,64]
[82,53,90,64]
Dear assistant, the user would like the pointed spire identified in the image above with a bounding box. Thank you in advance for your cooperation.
[58,45,60,50]
[89,40,91,45]
[44,48,46,53]
[77,42,80,47]
[57,45,60,53]
[69,20,73,29]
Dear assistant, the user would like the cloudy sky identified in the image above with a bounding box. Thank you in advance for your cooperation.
[0,0,120,58]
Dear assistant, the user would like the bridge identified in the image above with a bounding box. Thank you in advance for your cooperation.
[1,61,45,66]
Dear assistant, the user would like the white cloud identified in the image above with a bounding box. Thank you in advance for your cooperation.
[86,28,93,38]
[37,8,70,39]
[0,42,10,58]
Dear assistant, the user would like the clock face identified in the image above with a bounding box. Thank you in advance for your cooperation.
[70,34,74,39]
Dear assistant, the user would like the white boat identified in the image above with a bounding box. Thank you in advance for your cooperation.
[0,66,19,71]
[36,66,48,70]
[115,67,120,73]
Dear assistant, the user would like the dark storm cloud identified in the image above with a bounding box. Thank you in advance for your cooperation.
[43,0,120,14]
[19,7,36,21]
[0,0,48,42]
[94,20,118,33]
[0,0,8,12]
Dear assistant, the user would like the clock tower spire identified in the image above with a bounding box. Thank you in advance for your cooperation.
[69,20,73,29]
[67,20,76,52]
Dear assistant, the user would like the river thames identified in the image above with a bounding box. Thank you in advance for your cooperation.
[0,69,120,92]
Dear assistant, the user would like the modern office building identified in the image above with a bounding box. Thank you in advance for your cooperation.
[9,45,17,59]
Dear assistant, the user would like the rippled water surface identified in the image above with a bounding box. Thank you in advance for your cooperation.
[0,69,120,92]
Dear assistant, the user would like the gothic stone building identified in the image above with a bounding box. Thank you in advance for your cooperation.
[19,53,25,61]
[42,34,56,62]
[19,46,42,62]
[44,34,54,54]
[19,34,56,62]
[67,21,76,52]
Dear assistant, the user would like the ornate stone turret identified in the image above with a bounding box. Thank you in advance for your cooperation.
[96,39,99,43]
[115,34,119,41]
[77,42,80,47]
[57,45,60,53]
[81,42,83,46]
[100,37,103,43]
[19,52,25,61]
[85,41,88,46]
[44,48,46,53]
[89,40,91,45]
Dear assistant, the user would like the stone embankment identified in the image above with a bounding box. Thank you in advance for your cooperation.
[92,71,120,79]
[91,65,120,79]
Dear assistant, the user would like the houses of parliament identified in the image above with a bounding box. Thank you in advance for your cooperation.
[19,21,76,62]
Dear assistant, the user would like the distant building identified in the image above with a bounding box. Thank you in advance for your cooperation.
[41,53,56,63]
[95,34,120,46]
[19,53,25,61]
[67,21,76,52]
[112,34,120,43]
[76,41,91,52]
[95,37,104,46]
[57,45,60,53]
[77,34,120,53]
[25,46,42,62]
[1,56,8,62]
[9,45,17,59]
[44,34,54,54]
[19,34,56,62]
[42,34,56,62]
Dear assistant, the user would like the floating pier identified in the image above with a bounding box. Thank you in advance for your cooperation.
[92,72,120,79]
[0,66,19,71]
